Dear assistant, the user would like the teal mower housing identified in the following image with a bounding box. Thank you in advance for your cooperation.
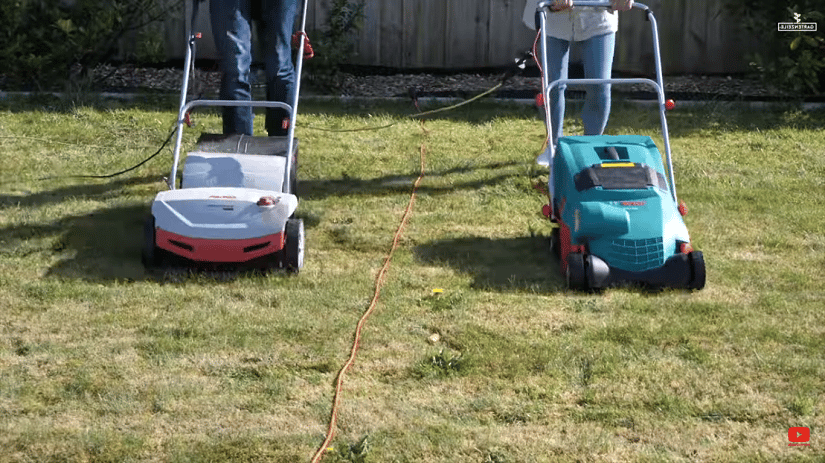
[534,0,706,290]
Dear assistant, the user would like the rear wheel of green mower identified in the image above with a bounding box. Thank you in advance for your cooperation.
[566,252,588,291]
[688,251,706,290]
[549,227,561,259]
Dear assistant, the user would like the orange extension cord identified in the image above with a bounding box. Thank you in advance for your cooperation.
[310,124,428,463]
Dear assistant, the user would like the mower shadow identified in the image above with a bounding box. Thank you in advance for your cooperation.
[414,235,565,292]
[4,198,316,283]
[0,202,151,281]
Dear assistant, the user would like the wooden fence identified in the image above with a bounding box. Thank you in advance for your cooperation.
[165,0,760,75]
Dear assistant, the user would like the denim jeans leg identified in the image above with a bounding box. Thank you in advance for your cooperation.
[580,32,615,136]
[261,0,298,136]
[545,36,570,146]
[210,0,254,135]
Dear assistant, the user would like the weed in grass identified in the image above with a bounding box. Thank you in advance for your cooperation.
[787,395,816,417]
[330,434,371,463]
[414,348,466,379]
[578,356,594,387]
[493,403,545,425]
[483,450,510,463]
[420,289,464,312]
[676,340,711,365]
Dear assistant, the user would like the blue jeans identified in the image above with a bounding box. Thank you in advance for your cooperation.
[210,0,297,136]
[546,32,615,146]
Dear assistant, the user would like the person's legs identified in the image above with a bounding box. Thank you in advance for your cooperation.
[580,32,615,136]
[545,36,570,146]
[210,0,254,135]
[261,0,298,136]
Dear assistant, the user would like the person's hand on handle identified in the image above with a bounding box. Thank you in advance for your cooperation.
[551,1,634,12]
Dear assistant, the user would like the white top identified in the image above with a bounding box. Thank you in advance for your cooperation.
[522,2,618,42]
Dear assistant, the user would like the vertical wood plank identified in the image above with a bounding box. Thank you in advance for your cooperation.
[167,0,762,74]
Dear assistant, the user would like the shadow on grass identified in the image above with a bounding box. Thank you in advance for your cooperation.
[299,160,523,200]
[608,96,825,138]
[2,182,318,283]
[0,175,161,209]
[306,96,825,138]
[47,203,156,281]
[415,235,564,292]
[1,202,150,281]
[0,92,178,114]
[300,99,540,125]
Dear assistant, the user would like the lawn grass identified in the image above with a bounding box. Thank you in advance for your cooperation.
[1,93,823,462]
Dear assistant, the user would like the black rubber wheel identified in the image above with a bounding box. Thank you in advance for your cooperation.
[284,218,304,272]
[141,214,159,268]
[549,227,561,259]
[286,146,298,197]
[281,146,298,198]
[688,251,706,290]
[566,252,588,291]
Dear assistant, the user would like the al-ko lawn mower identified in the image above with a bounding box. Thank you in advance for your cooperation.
[142,0,311,272]
[534,0,705,290]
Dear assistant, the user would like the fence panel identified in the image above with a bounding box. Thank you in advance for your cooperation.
[163,0,759,75]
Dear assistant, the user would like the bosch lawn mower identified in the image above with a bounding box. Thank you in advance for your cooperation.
[142,0,310,273]
[534,1,705,290]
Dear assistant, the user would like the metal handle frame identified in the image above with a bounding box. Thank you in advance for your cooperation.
[535,1,678,203]
[169,0,310,192]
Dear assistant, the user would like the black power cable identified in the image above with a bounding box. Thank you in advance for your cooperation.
[36,51,532,180]
[37,125,177,181]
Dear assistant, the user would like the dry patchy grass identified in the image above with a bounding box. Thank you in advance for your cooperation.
[1,96,823,462]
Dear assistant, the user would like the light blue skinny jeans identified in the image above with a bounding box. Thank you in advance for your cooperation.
[546,32,615,146]
[210,0,297,136]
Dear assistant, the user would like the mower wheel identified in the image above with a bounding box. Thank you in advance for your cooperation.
[549,227,561,259]
[284,218,304,272]
[289,148,298,198]
[688,251,706,290]
[141,214,160,268]
[566,252,588,291]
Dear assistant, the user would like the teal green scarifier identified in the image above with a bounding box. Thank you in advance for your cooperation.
[554,134,690,273]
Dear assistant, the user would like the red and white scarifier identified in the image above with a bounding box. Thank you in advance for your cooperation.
[142,0,311,272]
[149,186,301,268]
[143,136,305,271]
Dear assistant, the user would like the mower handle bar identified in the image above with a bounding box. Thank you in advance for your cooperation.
[535,1,677,202]
[180,99,292,113]
[543,78,676,203]
[536,1,649,10]
[169,0,310,192]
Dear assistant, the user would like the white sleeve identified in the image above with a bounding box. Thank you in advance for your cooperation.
[522,0,540,30]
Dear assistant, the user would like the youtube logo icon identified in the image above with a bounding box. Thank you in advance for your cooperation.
[788,427,811,447]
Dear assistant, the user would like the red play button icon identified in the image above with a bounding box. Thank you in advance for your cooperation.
[788,427,810,446]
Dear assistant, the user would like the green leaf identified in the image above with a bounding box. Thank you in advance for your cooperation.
[56,18,74,35]
[790,36,802,51]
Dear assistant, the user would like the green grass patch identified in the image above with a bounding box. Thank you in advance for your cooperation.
[1,95,823,461]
